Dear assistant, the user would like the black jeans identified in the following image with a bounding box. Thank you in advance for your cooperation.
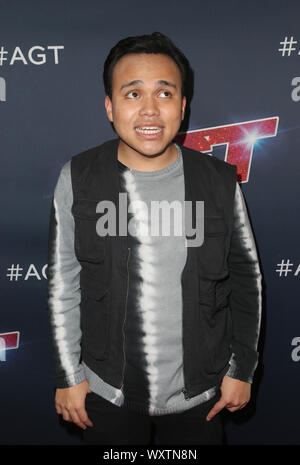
[83,389,224,445]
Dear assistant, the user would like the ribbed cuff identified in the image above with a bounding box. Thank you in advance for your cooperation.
[53,365,87,388]
[225,351,256,384]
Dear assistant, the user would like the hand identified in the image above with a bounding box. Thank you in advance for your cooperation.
[206,375,251,421]
[55,380,94,430]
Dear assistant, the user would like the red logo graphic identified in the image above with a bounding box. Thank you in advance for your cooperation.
[176,117,278,182]
[0,332,20,361]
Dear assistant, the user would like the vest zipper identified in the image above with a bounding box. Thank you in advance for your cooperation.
[182,388,190,400]
[181,268,190,400]
[120,247,131,389]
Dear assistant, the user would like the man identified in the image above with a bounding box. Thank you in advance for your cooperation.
[46,32,262,445]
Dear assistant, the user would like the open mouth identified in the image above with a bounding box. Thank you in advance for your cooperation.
[135,126,163,135]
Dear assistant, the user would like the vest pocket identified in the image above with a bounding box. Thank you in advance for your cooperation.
[80,283,110,360]
[72,199,106,264]
[198,277,232,374]
[197,216,228,279]
[203,216,227,236]
[215,278,232,309]
[210,308,232,374]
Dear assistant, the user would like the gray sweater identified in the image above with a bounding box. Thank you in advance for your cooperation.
[47,144,261,415]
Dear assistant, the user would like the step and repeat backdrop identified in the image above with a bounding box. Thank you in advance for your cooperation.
[1,0,299,445]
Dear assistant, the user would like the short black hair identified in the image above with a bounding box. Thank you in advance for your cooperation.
[103,31,191,100]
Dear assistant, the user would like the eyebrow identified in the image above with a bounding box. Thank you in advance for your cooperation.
[120,79,177,91]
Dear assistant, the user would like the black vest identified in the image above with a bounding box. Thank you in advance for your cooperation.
[70,138,237,399]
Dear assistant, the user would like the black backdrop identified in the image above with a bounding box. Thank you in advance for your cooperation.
[1,0,300,445]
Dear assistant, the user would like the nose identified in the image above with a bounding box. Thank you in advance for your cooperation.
[138,95,160,117]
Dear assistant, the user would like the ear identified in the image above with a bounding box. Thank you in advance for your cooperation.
[181,96,187,121]
[105,95,113,122]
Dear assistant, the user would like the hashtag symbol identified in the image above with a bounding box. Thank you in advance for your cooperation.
[278,36,297,56]
[276,259,293,276]
[6,264,23,281]
[0,46,8,66]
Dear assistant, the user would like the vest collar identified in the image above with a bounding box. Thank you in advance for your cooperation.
[98,137,196,204]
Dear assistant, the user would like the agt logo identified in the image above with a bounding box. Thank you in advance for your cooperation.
[0,331,20,361]
[0,45,64,66]
[176,116,279,183]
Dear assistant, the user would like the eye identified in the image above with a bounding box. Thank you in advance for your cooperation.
[127,90,139,99]
[158,90,172,98]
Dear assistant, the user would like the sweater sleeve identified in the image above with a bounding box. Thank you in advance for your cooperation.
[225,182,262,383]
[46,160,86,388]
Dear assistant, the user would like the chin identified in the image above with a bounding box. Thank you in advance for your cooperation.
[138,146,169,157]
[133,140,172,157]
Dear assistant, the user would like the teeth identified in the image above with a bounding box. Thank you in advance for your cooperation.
[135,127,162,134]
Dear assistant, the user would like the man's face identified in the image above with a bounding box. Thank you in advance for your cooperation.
[105,53,186,157]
